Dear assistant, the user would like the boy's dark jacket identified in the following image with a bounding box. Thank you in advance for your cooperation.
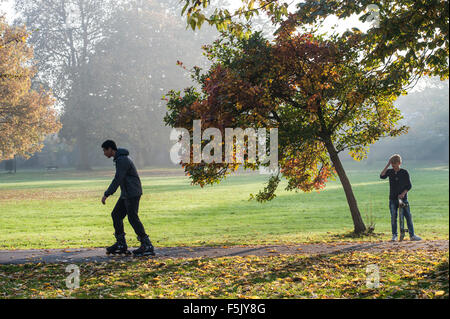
[380,168,412,200]
[104,148,142,199]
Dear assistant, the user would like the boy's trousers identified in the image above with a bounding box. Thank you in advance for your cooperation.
[389,199,415,237]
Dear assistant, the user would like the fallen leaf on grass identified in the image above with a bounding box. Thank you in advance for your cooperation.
[114,281,130,287]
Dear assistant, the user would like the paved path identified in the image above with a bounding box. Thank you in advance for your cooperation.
[0,240,447,265]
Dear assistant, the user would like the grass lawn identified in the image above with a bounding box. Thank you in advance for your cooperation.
[0,161,448,249]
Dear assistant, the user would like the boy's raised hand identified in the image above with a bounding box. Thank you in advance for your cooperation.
[380,160,391,178]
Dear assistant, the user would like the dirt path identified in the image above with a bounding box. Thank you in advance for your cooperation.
[0,240,447,265]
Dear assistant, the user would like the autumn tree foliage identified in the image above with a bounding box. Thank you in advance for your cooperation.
[294,0,449,85]
[165,25,408,233]
[0,18,60,161]
[180,0,449,89]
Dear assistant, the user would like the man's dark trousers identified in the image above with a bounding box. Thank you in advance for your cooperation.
[111,196,146,238]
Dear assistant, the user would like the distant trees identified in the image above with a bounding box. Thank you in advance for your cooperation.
[14,0,115,169]
[370,79,449,162]
[14,0,218,168]
[0,17,60,161]
[76,0,218,166]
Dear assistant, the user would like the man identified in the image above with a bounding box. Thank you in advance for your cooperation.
[101,140,155,256]
[380,154,421,242]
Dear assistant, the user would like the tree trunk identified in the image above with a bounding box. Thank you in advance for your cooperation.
[136,148,146,169]
[325,138,366,234]
[76,128,91,171]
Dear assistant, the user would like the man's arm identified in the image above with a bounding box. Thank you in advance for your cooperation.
[104,158,128,198]
[380,161,391,179]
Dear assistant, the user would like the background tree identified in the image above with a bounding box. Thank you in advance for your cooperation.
[368,79,449,162]
[0,17,60,161]
[15,0,218,168]
[63,0,218,167]
[165,28,408,233]
[14,0,115,169]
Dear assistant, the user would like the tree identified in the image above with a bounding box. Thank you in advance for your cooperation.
[179,0,289,38]
[15,0,219,168]
[168,0,448,234]
[0,17,61,161]
[66,0,218,167]
[164,27,408,234]
[294,0,449,89]
[14,0,115,169]
[178,0,449,88]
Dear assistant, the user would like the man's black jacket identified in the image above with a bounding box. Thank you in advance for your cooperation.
[104,148,142,199]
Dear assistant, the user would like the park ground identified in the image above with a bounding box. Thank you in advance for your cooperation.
[0,161,448,298]
[0,247,448,299]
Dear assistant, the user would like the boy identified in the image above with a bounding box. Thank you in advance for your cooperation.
[380,154,421,242]
[101,140,155,256]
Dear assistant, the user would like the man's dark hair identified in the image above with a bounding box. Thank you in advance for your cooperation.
[101,140,117,151]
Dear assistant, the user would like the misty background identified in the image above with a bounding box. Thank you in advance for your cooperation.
[0,0,448,172]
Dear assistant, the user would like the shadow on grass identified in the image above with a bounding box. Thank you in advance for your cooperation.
[330,230,384,241]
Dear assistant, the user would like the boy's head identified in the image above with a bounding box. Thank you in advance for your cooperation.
[389,154,402,169]
[102,140,117,158]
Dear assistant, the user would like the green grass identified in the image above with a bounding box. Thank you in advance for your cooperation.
[0,161,448,249]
